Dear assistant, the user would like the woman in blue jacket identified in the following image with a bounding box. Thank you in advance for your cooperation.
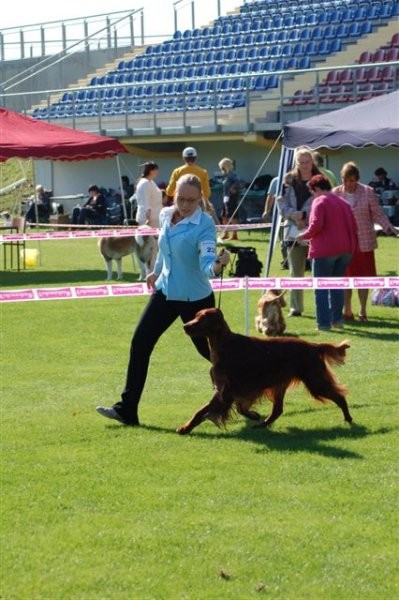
[97,174,230,426]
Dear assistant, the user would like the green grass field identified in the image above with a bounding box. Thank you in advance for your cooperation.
[1,232,398,599]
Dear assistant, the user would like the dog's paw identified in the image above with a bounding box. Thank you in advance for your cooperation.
[176,425,191,435]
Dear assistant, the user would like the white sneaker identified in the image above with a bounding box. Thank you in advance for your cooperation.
[96,406,125,423]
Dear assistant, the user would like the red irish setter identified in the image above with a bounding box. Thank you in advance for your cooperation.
[177,308,353,435]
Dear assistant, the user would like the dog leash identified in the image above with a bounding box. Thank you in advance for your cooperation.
[217,263,224,309]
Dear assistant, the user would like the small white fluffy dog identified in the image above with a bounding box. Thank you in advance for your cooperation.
[98,229,156,281]
[255,289,287,337]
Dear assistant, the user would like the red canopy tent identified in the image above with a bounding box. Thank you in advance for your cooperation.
[0,107,127,161]
[0,106,131,223]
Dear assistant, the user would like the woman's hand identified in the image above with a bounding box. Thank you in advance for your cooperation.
[146,273,158,290]
[214,249,230,275]
[218,248,230,266]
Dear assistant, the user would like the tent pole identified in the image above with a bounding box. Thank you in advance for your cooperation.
[264,147,294,277]
[116,155,129,225]
[31,162,43,267]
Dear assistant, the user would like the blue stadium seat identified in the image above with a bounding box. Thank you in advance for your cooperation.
[300,29,312,42]
[250,60,262,73]
[204,51,216,63]
[267,74,279,89]
[183,54,194,66]
[244,33,256,46]
[274,58,285,71]
[255,32,267,45]
[348,22,361,37]
[223,35,234,48]
[289,29,301,42]
[380,2,394,18]
[270,45,282,57]
[105,74,117,85]
[152,44,163,56]
[330,39,342,53]
[239,62,251,74]
[189,39,200,52]
[231,77,246,91]
[305,41,318,56]
[172,41,183,53]
[192,52,204,65]
[182,40,193,53]
[324,25,336,39]
[258,46,271,59]
[277,30,289,43]
[336,23,349,38]
[228,63,239,75]
[285,57,298,70]
[206,64,218,77]
[298,56,311,69]
[194,65,206,78]
[360,21,372,35]
[247,47,259,60]
[318,39,330,55]
[282,44,293,57]
[212,37,223,49]
[236,48,247,61]
[312,26,324,41]
[225,48,236,62]
[266,31,277,44]
[173,54,184,67]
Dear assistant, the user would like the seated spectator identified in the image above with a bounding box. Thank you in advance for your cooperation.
[25,185,52,223]
[72,185,106,225]
[368,168,396,197]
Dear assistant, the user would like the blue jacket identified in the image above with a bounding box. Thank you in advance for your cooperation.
[153,206,217,301]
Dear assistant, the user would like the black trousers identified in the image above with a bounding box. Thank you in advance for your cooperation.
[116,290,215,422]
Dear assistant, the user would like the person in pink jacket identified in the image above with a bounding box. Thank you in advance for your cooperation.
[333,162,397,321]
[297,174,358,330]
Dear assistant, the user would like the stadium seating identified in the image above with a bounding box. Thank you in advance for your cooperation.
[31,0,399,120]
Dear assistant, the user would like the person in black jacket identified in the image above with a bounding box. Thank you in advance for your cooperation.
[72,185,106,225]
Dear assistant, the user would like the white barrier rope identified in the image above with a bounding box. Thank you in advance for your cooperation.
[1,276,398,304]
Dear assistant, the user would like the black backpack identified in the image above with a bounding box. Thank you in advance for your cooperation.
[231,247,263,277]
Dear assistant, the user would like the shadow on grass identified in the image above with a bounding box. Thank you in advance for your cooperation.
[0,269,142,286]
[134,420,393,460]
[339,318,399,342]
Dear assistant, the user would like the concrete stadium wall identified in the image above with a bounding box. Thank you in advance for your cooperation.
[0,47,130,113]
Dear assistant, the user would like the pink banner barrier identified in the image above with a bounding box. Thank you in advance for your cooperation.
[0,222,271,243]
[1,277,398,304]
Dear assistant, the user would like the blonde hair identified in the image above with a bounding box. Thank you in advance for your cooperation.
[285,146,319,184]
[340,161,360,181]
[175,174,205,210]
[218,157,234,172]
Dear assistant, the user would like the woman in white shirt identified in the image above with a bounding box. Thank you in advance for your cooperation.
[135,162,163,277]
[135,162,162,227]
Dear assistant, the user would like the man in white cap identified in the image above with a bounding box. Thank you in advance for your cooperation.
[165,146,211,205]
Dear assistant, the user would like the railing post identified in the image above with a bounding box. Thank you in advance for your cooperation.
[19,29,25,59]
[40,26,45,57]
[191,0,195,30]
[129,14,134,47]
[62,23,67,52]
[0,32,4,61]
[106,17,111,48]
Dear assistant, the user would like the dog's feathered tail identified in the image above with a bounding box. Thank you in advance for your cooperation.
[318,340,350,367]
